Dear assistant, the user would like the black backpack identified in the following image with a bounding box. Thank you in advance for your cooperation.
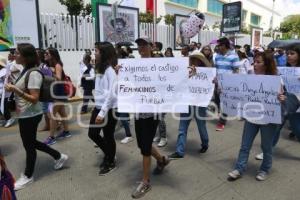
[81,64,95,90]
[24,68,55,102]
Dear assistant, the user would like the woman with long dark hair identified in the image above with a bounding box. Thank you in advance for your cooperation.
[255,45,300,160]
[228,51,285,181]
[36,48,52,131]
[5,43,67,190]
[43,47,70,145]
[88,42,118,175]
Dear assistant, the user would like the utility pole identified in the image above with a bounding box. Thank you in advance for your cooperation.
[153,0,157,42]
[271,0,275,39]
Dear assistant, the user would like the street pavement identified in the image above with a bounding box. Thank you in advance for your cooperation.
[1,102,300,200]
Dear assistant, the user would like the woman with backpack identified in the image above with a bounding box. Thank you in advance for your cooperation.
[4,43,68,190]
[36,48,53,132]
[43,47,71,145]
[88,42,118,175]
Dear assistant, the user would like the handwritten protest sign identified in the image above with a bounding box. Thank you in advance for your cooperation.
[118,57,189,113]
[219,74,282,124]
[278,67,300,96]
[186,67,216,107]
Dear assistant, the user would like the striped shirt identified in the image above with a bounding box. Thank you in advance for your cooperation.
[215,50,240,74]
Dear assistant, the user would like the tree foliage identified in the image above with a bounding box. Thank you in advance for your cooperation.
[280,15,300,39]
[139,12,162,24]
[164,14,174,25]
[58,0,84,16]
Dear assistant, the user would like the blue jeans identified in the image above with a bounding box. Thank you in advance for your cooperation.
[176,106,209,156]
[235,121,278,173]
[289,113,300,140]
[272,113,300,147]
[117,112,132,137]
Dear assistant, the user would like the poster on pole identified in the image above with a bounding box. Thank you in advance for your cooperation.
[251,27,263,48]
[0,0,41,50]
[118,57,189,113]
[96,3,139,48]
[219,74,282,124]
[221,1,242,34]
[186,67,216,107]
[174,14,190,50]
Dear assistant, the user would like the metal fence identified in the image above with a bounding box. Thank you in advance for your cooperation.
[40,13,273,51]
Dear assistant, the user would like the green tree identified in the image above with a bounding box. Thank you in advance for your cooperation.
[164,14,174,26]
[58,0,86,50]
[280,15,300,39]
[139,12,162,24]
[58,0,84,16]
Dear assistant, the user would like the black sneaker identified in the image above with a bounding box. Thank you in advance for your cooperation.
[99,162,116,176]
[153,156,170,175]
[199,146,208,153]
[100,157,108,169]
[168,152,183,160]
[289,132,295,138]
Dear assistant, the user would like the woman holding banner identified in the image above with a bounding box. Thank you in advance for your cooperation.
[285,45,300,140]
[228,51,286,181]
[168,52,212,160]
[88,42,118,176]
[131,37,170,199]
[255,44,300,160]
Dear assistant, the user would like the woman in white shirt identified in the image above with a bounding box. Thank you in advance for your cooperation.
[88,42,118,176]
[237,48,253,74]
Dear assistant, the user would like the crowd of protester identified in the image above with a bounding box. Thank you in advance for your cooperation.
[0,36,299,199]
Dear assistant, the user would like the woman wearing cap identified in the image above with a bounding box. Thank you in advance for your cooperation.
[168,52,211,160]
[5,43,68,190]
[131,37,170,199]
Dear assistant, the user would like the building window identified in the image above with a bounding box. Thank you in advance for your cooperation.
[251,13,261,26]
[207,0,224,16]
[242,10,247,22]
[169,0,198,8]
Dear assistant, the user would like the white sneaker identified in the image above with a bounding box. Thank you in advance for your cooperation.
[256,171,268,181]
[54,154,68,170]
[153,136,160,143]
[157,138,167,147]
[255,153,264,160]
[4,118,15,128]
[228,170,241,180]
[14,174,34,191]
[121,137,133,144]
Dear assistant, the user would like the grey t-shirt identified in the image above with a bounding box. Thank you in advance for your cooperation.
[15,70,43,118]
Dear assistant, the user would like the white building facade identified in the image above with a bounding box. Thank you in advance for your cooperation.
[39,0,282,32]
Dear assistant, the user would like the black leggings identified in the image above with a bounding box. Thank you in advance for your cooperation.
[19,114,61,178]
[88,108,117,163]
[135,117,159,156]
[0,98,11,120]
